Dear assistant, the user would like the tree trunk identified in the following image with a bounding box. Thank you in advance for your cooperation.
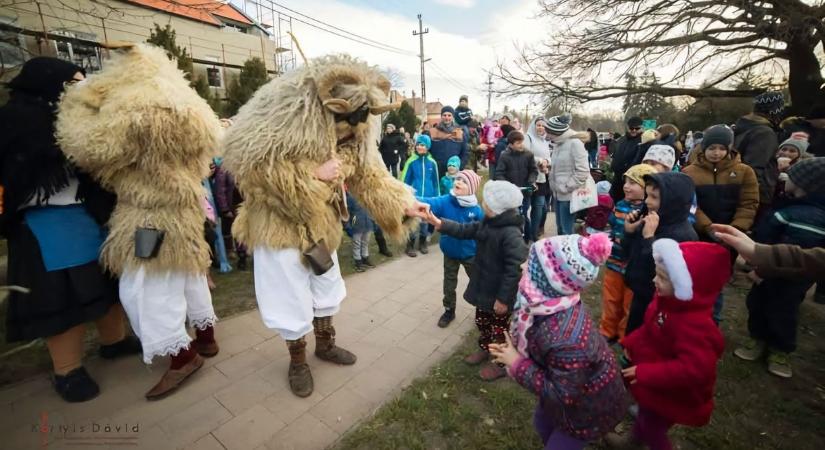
[787,40,825,116]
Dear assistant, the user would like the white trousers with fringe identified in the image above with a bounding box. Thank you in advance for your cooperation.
[119,267,217,364]
[253,247,346,341]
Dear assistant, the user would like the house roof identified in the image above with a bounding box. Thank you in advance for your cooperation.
[125,0,253,27]
[405,98,444,116]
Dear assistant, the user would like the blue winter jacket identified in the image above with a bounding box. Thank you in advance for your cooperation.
[754,194,825,248]
[419,194,483,260]
[401,153,440,197]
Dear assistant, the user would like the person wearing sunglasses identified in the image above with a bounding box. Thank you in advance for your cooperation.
[609,116,644,202]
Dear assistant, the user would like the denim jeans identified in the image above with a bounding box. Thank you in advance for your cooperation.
[530,193,547,240]
[713,293,724,325]
[554,199,575,235]
[520,195,532,240]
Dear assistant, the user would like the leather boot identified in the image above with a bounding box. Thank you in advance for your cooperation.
[375,228,393,257]
[287,338,314,397]
[405,238,417,257]
[418,236,429,254]
[193,325,219,357]
[145,347,204,400]
[313,316,357,365]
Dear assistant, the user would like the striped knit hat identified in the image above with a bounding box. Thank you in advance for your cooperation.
[456,170,481,195]
[753,91,785,117]
[546,113,572,135]
[788,157,825,195]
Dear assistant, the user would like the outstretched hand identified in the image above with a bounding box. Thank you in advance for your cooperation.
[488,332,519,369]
[710,224,756,262]
[315,158,342,182]
[404,201,431,219]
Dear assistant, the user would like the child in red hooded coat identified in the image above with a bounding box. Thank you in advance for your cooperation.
[606,239,728,450]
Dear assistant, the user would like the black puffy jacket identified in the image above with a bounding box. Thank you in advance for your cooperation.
[439,209,528,312]
[609,133,642,202]
[379,131,407,165]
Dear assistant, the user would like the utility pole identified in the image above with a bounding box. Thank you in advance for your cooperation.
[485,72,493,119]
[413,14,430,127]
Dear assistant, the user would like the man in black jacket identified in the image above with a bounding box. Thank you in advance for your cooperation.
[495,131,538,240]
[734,92,784,223]
[378,124,407,177]
[609,117,644,202]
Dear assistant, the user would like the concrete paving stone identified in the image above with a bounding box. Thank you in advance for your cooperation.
[107,424,170,450]
[397,329,444,359]
[0,374,52,407]
[342,367,400,407]
[335,310,382,336]
[401,301,439,321]
[338,296,372,315]
[183,432,226,450]
[369,298,407,320]
[233,312,280,339]
[260,386,324,425]
[158,397,233,449]
[215,346,278,380]
[213,404,286,450]
[308,387,375,435]
[370,347,426,380]
[307,360,363,398]
[214,372,279,415]
[381,311,423,337]
[356,325,405,351]
[264,412,339,450]
[438,331,465,354]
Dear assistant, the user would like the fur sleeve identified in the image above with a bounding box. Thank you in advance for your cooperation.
[342,143,417,243]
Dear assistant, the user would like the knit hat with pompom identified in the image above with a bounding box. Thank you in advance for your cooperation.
[525,232,611,299]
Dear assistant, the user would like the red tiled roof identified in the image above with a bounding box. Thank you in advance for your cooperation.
[125,0,253,26]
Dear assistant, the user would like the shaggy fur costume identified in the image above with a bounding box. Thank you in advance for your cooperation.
[222,55,417,253]
[56,44,220,275]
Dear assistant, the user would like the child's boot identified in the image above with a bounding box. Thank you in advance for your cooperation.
[767,350,793,378]
[464,349,488,365]
[437,308,455,328]
[361,257,375,269]
[734,337,766,361]
[354,259,365,272]
[405,238,417,257]
[418,236,429,254]
[375,230,393,257]
[479,362,506,381]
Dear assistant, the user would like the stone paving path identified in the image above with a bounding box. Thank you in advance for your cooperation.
[0,247,473,450]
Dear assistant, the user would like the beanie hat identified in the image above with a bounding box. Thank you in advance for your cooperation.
[627,116,643,128]
[212,156,223,167]
[596,180,611,195]
[385,123,396,132]
[652,239,732,302]
[441,105,455,116]
[447,155,461,168]
[788,157,825,195]
[640,129,660,145]
[415,134,431,150]
[807,103,825,120]
[500,114,511,121]
[546,113,572,135]
[623,163,657,187]
[643,144,676,169]
[701,124,734,150]
[511,233,612,356]
[753,91,785,117]
[779,138,810,155]
[456,170,481,195]
[482,180,523,215]
[459,95,468,102]
[790,131,810,141]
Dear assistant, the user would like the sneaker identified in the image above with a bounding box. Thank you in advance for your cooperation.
[354,260,366,273]
[463,349,489,365]
[53,367,100,403]
[479,362,506,381]
[734,338,766,361]
[767,351,793,378]
[437,309,455,328]
[361,257,375,268]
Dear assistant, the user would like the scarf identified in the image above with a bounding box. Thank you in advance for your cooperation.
[451,190,478,207]
[435,120,457,134]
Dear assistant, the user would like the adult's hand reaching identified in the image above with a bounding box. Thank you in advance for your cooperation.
[710,224,756,262]
[315,158,342,182]
[404,201,431,219]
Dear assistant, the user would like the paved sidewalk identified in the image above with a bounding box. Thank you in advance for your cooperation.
[0,247,473,450]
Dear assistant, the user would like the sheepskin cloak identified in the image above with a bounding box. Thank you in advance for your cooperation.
[56,44,220,276]
[222,55,417,253]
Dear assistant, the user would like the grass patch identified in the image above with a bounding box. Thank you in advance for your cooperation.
[336,272,825,450]
[0,233,407,386]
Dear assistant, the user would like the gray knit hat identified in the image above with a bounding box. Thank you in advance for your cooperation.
[547,113,572,135]
[642,144,676,169]
[701,124,734,150]
[788,157,825,194]
[482,180,523,215]
[779,138,810,155]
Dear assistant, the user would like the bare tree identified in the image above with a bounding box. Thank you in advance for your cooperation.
[497,0,825,114]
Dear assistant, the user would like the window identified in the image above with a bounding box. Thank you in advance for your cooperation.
[52,30,102,72]
[203,56,222,88]
[0,29,25,69]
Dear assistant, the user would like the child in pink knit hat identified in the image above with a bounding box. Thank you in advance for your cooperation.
[490,233,627,449]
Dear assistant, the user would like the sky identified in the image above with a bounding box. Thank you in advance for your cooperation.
[235,0,566,118]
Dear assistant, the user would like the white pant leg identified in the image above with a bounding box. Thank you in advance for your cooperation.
[119,267,191,364]
[253,247,315,341]
[183,273,218,330]
[310,251,346,318]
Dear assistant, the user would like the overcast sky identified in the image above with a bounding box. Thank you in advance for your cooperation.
[236,0,564,117]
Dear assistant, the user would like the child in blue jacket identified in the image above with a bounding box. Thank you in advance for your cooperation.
[440,155,461,194]
[402,134,440,256]
[420,170,484,328]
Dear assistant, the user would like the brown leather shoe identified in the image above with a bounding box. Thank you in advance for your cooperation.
[313,317,357,365]
[286,339,314,397]
[144,354,204,400]
[193,340,219,358]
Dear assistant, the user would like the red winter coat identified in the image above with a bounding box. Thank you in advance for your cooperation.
[622,241,729,426]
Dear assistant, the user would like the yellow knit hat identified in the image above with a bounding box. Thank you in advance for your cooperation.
[624,163,658,187]
[640,129,660,145]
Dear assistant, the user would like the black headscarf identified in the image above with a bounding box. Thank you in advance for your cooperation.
[0,58,114,234]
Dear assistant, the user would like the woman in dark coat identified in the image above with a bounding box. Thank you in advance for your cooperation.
[0,58,140,403]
